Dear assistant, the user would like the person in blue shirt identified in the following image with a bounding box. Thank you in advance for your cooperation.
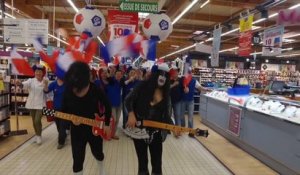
[44,77,68,149]
[180,75,208,137]
[106,70,124,140]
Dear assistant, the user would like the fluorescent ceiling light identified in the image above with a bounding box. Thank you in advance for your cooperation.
[289,3,300,9]
[162,44,196,58]
[221,28,239,36]
[284,33,300,39]
[172,0,199,25]
[193,30,204,35]
[67,0,79,13]
[200,0,210,8]
[97,36,105,46]
[219,47,238,53]
[253,18,266,24]
[48,34,69,45]
[277,53,300,57]
[269,13,278,18]
[283,38,295,43]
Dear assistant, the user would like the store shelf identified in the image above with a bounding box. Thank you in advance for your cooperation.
[0,116,10,123]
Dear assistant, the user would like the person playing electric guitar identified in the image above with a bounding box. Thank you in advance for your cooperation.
[125,64,178,175]
[62,62,112,175]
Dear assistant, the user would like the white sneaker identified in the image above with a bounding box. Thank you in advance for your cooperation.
[36,136,42,145]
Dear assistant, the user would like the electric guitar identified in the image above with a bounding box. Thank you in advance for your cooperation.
[42,107,115,140]
[124,119,209,139]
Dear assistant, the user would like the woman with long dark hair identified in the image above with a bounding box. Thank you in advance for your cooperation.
[62,62,112,175]
[125,64,174,175]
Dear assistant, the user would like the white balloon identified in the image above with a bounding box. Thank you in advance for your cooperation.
[73,6,106,38]
[142,13,173,41]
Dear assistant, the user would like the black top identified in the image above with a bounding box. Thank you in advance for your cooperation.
[62,83,112,126]
[125,81,173,125]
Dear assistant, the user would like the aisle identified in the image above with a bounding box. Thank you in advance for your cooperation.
[0,124,232,175]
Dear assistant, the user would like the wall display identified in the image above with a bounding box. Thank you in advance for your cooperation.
[226,61,244,69]
[4,18,48,44]
[108,10,139,40]
[228,105,242,136]
[211,27,222,67]
[279,64,296,72]
[277,7,300,26]
[262,26,284,56]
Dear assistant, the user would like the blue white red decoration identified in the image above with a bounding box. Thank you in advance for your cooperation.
[10,47,34,76]
[33,33,97,79]
[142,13,173,41]
[100,33,157,63]
[73,6,106,38]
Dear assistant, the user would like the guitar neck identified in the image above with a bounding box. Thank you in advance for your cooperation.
[142,120,195,134]
[55,111,103,128]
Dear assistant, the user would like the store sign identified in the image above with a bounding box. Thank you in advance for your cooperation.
[277,7,300,26]
[239,15,253,32]
[238,31,252,57]
[262,26,284,56]
[108,10,138,41]
[4,18,48,44]
[119,1,158,13]
[211,27,222,67]
[228,105,242,136]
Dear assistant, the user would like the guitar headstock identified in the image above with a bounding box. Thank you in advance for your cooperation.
[42,107,55,117]
[195,128,209,138]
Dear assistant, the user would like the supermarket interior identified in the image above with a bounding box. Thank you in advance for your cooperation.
[0,0,300,175]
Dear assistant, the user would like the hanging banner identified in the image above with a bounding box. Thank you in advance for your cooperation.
[108,10,139,41]
[239,15,254,32]
[4,18,48,44]
[211,27,222,67]
[262,26,284,56]
[238,31,252,57]
[277,7,300,26]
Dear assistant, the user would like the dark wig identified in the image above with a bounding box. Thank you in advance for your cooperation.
[64,61,90,92]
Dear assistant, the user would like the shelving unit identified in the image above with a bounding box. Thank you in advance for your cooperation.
[193,67,238,86]
[193,75,200,114]
[0,57,11,137]
[10,75,33,116]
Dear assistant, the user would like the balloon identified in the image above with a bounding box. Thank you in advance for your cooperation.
[142,13,173,41]
[73,6,106,38]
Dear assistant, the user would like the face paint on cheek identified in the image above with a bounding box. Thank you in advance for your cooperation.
[158,75,166,86]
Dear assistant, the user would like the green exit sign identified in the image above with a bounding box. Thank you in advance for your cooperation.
[119,1,158,13]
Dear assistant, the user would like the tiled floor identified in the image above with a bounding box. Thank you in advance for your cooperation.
[0,123,232,175]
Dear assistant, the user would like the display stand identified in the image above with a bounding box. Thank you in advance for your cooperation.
[9,62,28,136]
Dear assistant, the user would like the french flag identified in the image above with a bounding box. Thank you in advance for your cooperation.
[139,39,156,61]
[10,47,34,76]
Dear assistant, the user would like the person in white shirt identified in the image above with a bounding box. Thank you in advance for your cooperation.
[18,65,48,144]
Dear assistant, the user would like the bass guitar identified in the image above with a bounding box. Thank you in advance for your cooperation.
[42,107,115,140]
[124,119,209,139]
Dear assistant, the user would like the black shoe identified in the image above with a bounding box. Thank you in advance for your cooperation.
[188,133,195,137]
[57,144,64,149]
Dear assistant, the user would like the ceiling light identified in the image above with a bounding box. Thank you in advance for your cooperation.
[253,18,266,24]
[172,0,199,25]
[246,58,250,62]
[221,28,239,36]
[162,44,196,58]
[286,60,290,63]
[283,38,295,42]
[219,47,238,53]
[193,31,204,35]
[284,33,300,39]
[265,59,269,63]
[269,13,278,18]
[67,0,79,13]
[48,34,69,45]
[97,36,105,46]
[200,0,210,8]
[277,53,300,57]
[289,3,300,9]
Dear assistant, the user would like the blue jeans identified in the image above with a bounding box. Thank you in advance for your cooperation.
[180,100,194,128]
[172,102,181,126]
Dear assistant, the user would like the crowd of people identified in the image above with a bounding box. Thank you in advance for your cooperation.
[18,61,207,175]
